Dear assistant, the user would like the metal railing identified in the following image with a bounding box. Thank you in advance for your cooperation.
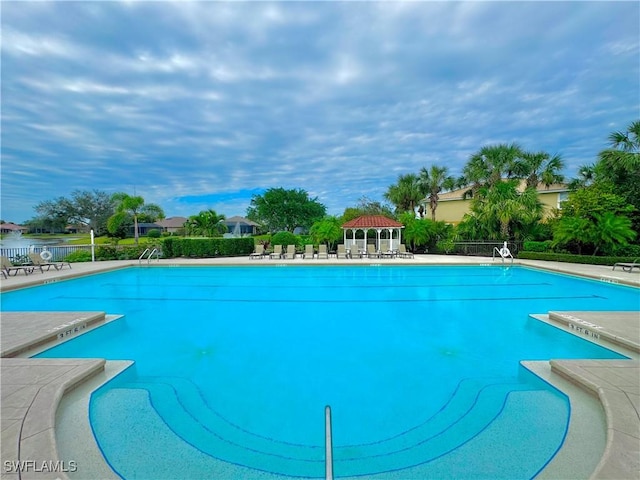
[138,248,160,264]
[451,241,522,257]
[0,244,92,262]
[325,405,333,480]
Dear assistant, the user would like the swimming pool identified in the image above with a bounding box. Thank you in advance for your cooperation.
[2,265,635,478]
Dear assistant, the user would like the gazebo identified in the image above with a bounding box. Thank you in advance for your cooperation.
[341,215,404,252]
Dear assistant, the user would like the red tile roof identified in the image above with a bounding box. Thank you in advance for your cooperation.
[342,215,404,228]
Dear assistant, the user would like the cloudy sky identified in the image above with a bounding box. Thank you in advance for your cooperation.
[2,1,638,224]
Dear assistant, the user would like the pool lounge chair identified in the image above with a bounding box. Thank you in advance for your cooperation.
[398,244,413,258]
[337,245,348,259]
[1,256,35,276]
[303,244,314,259]
[317,244,328,259]
[249,244,264,259]
[366,244,379,259]
[350,245,361,259]
[613,258,640,272]
[270,245,283,259]
[285,245,296,259]
[28,253,71,271]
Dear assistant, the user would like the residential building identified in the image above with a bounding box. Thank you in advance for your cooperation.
[423,182,569,225]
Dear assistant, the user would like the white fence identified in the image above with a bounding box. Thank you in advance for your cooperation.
[0,244,92,262]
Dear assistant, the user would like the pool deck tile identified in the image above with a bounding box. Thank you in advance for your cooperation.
[1,312,107,358]
[1,357,105,480]
[1,256,639,479]
[551,360,640,480]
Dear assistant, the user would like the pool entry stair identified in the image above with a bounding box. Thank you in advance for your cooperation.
[90,375,567,478]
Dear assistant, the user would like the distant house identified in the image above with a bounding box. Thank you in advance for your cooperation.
[156,216,188,234]
[223,216,260,236]
[422,182,569,225]
[0,222,28,234]
[132,222,163,236]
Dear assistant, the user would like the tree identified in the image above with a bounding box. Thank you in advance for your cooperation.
[515,151,565,188]
[342,196,395,222]
[399,212,435,252]
[419,165,456,221]
[567,164,596,191]
[461,143,523,196]
[310,216,342,250]
[595,120,640,229]
[590,212,636,256]
[34,190,115,235]
[246,187,326,232]
[185,210,227,237]
[553,212,636,256]
[108,193,165,244]
[598,120,640,172]
[462,180,543,240]
[384,173,423,215]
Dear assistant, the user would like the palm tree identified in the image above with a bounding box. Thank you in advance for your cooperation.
[109,193,164,244]
[419,165,456,221]
[568,164,596,190]
[591,212,636,256]
[384,173,422,215]
[515,151,565,188]
[598,120,640,171]
[186,210,227,237]
[553,216,592,255]
[461,143,524,196]
[472,180,543,239]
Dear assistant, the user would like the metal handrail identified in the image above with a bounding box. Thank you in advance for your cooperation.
[147,248,159,264]
[492,244,513,265]
[325,405,333,480]
[138,248,160,264]
[138,248,151,264]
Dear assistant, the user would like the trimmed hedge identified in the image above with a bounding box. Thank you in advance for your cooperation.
[162,237,254,258]
[522,240,553,253]
[517,251,638,266]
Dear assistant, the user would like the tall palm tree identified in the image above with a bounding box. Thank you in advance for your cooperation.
[598,120,640,171]
[109,192,164,244]
[384,173,422,215]
[472,180,543,239]
[419,165,456,221]
[515,151,565,188]
[568,164,596,190]
[461,143,524,197]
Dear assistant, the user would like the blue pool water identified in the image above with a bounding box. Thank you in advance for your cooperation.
[2,265,636,479]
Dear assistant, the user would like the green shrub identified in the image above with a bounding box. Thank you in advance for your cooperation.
[161,237,254,258]
[64,250,92,263]
[517,251,638,266]
[270,231,299,248]
[147,229,161,238]
[435,239,455,254]
[522,240,553,253]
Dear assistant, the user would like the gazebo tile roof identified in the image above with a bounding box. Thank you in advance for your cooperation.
[342,215,403,228]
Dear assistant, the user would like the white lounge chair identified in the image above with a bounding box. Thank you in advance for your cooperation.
[317,244,329,259]
[613,258,640,272]
[303,244,314,259]
[249,244,264,259]
[270,245,283,259]
[398,244,413,258]
[337,245,348,259]
[285,244,296,259]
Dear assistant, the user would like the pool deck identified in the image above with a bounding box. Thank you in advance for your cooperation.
[1,255,639,479]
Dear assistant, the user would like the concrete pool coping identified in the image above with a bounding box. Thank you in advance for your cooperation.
[1,256,639,479]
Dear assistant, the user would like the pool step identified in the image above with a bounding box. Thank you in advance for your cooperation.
[90,377,566,478]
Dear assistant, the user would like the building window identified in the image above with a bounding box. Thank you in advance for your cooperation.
[557,192,569,209]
